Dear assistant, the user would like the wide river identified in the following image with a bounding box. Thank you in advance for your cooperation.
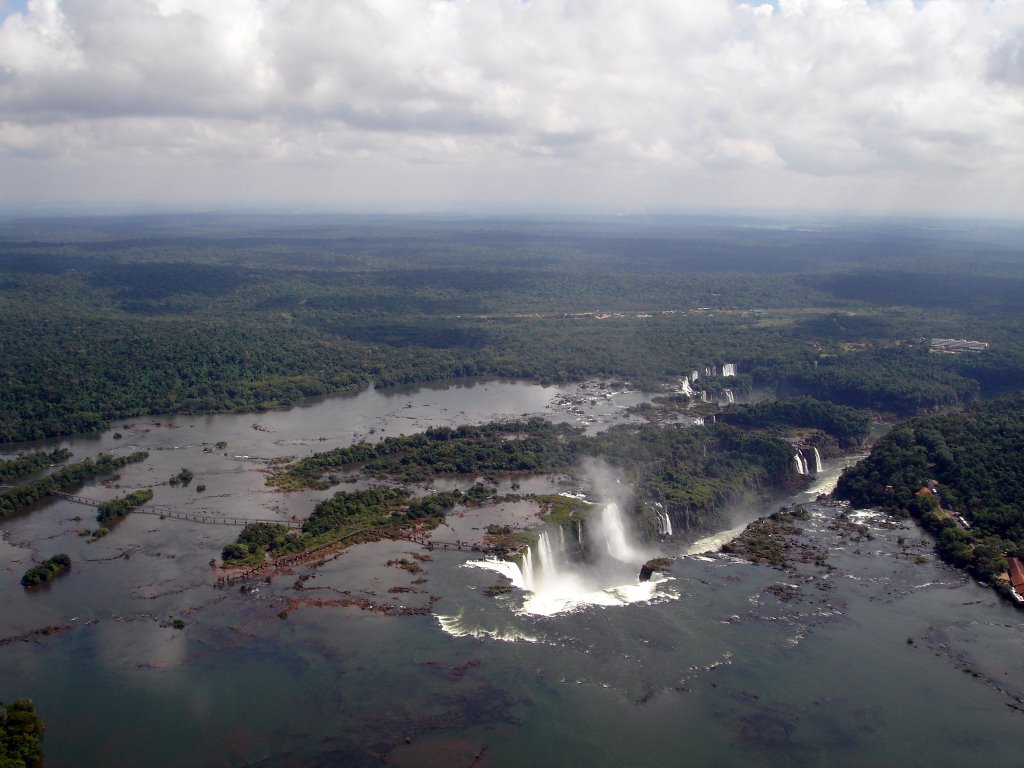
[1,379,1022,767]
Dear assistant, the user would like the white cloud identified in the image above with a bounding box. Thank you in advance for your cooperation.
[0,0,1023,214]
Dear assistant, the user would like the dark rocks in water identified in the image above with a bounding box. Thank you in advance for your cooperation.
[639,557,674,582]
[722,506,825,569]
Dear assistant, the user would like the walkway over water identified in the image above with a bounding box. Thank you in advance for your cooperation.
[50,491,302,529]
[51,491,484,551]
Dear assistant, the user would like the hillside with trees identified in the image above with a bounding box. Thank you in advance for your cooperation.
[2,215,1023,443]
[834,392,1024,583]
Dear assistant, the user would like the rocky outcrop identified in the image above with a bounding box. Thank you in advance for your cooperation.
[639,557,673,582]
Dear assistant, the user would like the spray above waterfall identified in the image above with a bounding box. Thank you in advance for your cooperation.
[463,459,677,617]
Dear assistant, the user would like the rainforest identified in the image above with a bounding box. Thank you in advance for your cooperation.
[2,214,1024,768]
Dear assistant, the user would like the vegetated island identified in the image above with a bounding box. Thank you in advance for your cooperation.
[0,698,45,768]
[95,489,155,523]
[20,554,71,588]
[227,401,870,574]
[834,390,1024,604]
[0,452,149,520]
[0,448,72,484]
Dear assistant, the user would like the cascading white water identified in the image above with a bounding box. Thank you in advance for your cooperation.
[658,512,673,537]
[598,502,646,563]
[723,388,734,404]
[794,452,808,475]
[465,495,676,617]
[537,531,557,580]
[521,546,535,591]
[679,377,695,396]
[691,369,699,381]
[813,447,823,474]
[702,391,711,403]
[722,363,736,377]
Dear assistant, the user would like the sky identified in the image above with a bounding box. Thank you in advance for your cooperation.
[1,0,1023,217]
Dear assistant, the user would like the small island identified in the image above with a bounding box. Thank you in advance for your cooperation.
[20,554,72,589]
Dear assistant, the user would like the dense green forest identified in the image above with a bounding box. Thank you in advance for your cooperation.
[0,449,72,483]
[222,486,464,565]
[269,415,819,537]
[95,489,154,523]
[270,419,580,489]
[0,699,44,768]
[0,452,148,519]
[20,553,71,588]
[2,215,1024,443]
[720,396,871,447]
[834,392,1024,582]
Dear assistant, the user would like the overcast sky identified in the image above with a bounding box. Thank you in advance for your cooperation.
[1,0,1023,216]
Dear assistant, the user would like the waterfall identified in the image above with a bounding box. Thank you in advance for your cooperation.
[596,502,644,562]
[463,497,670,617]
[813,447,823,474]
[679,377,694,396]
[794,452,808,476]
[693,416,704,426]
[723,388,734,404]
[705,366,712,377]
[702,391,711,403]
[537,531,557,580]
[521,547,535,591]
[722,363,736,377]
[691,369,699,381]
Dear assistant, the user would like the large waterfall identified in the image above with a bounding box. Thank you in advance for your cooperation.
[813,447,823,474]
[466,500,673,616]
[721,363,736,377]
[658,511,673,537]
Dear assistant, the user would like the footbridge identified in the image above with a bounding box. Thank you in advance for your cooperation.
[50,491,302,529]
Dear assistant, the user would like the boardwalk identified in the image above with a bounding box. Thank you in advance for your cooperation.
[50,490,489,588]
[214,530,487,587]
[50,491,302,529]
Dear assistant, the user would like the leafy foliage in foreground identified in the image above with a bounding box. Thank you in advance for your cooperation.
[0,699,44,768]
[834,392,1024,581]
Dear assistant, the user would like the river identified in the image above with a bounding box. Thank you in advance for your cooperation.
[1,379,1022,767]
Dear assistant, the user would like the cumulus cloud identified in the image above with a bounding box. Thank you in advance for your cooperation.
[1,0,1023,214]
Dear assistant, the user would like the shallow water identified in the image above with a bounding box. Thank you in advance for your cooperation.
[2,382,1022,767]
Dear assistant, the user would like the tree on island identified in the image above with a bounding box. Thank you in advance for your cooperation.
[0,698,45,768]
